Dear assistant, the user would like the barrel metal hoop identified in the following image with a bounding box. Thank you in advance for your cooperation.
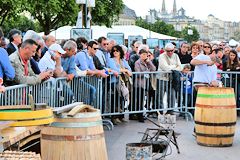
[41,133,104,141]
[195,121,236,126]
[195,104,236,109]
[196,132,235,138]
[59,112,100,119]
[197,142,232,147]
[50,120,103,128]
[197,94,235,98]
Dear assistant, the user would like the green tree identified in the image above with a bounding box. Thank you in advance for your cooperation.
[181,26,200,43]
[92,0,124,27]
[24,0,124,35]
[24,0,79,35]
[231,30,240,41]
[0,0,22,25]
[2,15,40,34]
[136,19,180,38]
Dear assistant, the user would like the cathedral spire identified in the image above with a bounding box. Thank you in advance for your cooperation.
[173,0,177,16]
[161,0,167,14]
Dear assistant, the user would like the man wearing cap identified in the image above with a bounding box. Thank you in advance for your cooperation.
[38,43,68,78]
[9,39,52,85]
[157,43,182,113]
[6,29,22,55]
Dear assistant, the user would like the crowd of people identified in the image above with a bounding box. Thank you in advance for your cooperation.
[1,27,240,125]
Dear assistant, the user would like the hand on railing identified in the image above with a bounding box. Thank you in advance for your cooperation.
[97,70,108,78]
[39,70,53,81]
[86,70,95,76]
[67,74,75,82]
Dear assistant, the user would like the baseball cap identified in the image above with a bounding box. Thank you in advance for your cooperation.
[49,43,66,54]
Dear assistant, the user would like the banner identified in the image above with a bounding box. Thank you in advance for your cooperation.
[70,28,92,41]
[127,35,143,48]
[107,33,124,45]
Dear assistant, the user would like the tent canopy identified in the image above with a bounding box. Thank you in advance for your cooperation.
[40,25,178,40]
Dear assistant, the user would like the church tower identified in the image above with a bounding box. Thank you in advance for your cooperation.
[172,0,177,16]
[161,0,167,15]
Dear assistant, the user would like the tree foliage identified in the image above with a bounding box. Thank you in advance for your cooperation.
[136,18,181,38]
[231,30,240,41]
[136,18,200,42]
[0,0,23,25]
[92,0,124,27]
[23,0,79,35]
[22,0,124,34]
[2,15,40,35]
[181,26,200,43]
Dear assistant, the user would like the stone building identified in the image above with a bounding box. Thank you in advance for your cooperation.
[146,0,240,41]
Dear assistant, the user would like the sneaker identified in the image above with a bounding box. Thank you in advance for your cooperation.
[120,118,128,122]
[111,119,118,125]
[115,118,122,124]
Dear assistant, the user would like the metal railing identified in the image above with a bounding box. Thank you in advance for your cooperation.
[1,71,240,119]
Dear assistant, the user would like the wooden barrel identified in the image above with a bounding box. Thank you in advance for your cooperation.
[41,105,108,160]
[194,87,237,147]
[126,143,152,160]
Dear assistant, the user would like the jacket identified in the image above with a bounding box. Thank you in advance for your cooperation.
[134,59,156,90]
[9,51,42,85]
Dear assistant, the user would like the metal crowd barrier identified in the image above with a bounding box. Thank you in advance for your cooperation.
[1,71,240,120]
[181,71,240,114]
[0,79,54,106]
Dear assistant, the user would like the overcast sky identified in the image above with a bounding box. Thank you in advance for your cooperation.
[123,0,240,22]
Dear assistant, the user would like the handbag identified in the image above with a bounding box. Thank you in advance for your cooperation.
[117,80,129,99]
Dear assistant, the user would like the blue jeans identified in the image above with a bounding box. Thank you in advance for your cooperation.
[80,80,96,105]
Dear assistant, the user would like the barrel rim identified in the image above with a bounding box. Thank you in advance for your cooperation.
[49,120,103,128]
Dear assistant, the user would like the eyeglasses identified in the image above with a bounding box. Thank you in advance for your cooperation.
[203,46,210,48]
[93,47,98,50]
[166,50,174,53]
[113,49,119,52]
[103,43,108,46]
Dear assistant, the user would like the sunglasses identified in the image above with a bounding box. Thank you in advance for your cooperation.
[166,50,174,53]
[113,49,119,52]
[93,47,98,50]
[103,43,108,46]
[203,46,210,48]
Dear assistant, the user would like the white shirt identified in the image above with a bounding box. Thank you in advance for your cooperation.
[193,54,217,84]
[12,42,18,52]
[38,51,63,72]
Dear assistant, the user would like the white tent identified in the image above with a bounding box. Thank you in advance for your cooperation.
[229,39,239,47]
[42,25,178,40]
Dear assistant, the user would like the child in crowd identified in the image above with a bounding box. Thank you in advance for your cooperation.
[180,64,192,108]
